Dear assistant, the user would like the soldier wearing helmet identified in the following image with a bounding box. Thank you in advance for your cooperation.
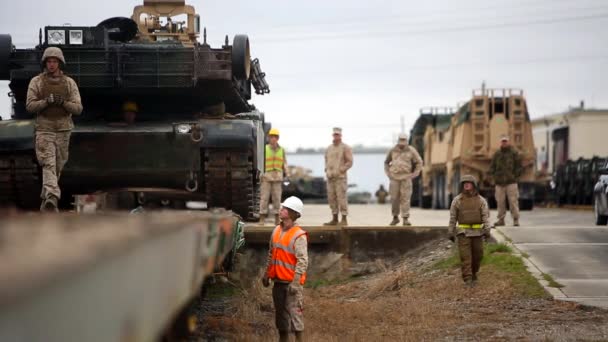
[259,127,288,225]
[448,175,491,287]
[262,196,308,342]
[26,47,83,212]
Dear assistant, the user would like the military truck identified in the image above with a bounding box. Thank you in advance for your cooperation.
[0,0,270,220]
[415,87,536,210]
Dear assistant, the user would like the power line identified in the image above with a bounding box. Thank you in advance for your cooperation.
[256,12,608,44]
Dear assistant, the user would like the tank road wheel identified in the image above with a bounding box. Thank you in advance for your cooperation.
[0,34,12,80]
[204,150,259,221]
[595,199,608,225]
[232,35,251,81]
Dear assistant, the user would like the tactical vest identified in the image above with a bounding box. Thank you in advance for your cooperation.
[265,145,285,172]
[457,195,483,225]
[36,74,72,131]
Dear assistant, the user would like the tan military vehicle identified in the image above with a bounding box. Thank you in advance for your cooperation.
[415,87,536,210]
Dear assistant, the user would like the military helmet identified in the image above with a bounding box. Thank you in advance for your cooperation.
[41,47,66,66]
[460,174,478,189]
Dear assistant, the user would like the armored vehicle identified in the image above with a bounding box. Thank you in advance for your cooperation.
[0,0,270,220]
[415,87,536,210]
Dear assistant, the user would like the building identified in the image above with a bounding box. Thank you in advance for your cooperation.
[532,102,608,176]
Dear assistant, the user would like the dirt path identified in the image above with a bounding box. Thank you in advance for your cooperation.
[194,239,608,341]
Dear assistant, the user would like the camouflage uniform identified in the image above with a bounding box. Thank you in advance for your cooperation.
[489,146,523,224]
[384,142,422,223]
[260,144,287,220]
[325,142,353,217]
[265,229,308,334]
[26,47,82,207]
[448,175,491,284]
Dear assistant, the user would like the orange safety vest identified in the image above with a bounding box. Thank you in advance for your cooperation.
[265,144,285,172]
[267,225,307,285]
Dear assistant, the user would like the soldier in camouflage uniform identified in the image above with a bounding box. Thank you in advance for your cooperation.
[489,135,523,226]
[259,128,288,225]
[26,47,82,212]
[324,127,353,226]
[384,133,423,226]
[448,175,491,287]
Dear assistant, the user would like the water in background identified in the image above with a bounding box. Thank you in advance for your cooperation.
[288,153,388,195]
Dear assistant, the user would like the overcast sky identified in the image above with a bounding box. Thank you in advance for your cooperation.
[1,0,607,148]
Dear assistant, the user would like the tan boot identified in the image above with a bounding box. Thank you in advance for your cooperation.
[402,217,411,226]
[42,195,59,213]
[324,214,339,226]
[340,215,348,226]
[389,216,399,226]
[493,219,505,227]
[513,218,520,227]
[274,214,280,226]
[258,214,266,224]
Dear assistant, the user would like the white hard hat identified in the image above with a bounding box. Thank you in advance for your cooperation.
[281,196,304,215]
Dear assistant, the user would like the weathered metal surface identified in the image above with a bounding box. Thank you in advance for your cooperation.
[0,210,241,342]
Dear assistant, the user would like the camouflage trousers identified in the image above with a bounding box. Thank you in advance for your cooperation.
[272,282,304,332]
[390,178,412,218]
[260,180,282,215]
[35,130,71,201]
[457,235,484,282]
[495,183,519,221]
[327,178,348,215]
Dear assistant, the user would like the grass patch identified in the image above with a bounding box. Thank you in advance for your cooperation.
[432,242,547,298]
[204,281,240,299]
[521,252,530,259]
[542,273,565,288]
[305,276,356,289]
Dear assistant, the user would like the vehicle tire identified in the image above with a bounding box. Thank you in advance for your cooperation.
[232,34,251,81]
[0,34,12,80]
[421,195,432,209]
[519,198,534,211]
[595,199,608,225]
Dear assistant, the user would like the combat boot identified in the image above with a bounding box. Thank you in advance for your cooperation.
[274,214,280,226]
[258,214,266,224]
[324,214,339,226]
[493,219,505,227]
[513,219,520,227]
[389,216,399,226]
[42,195,59,213]
[402,217,412,226]
[340,215,348,226]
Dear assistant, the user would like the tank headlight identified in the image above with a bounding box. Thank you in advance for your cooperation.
[176,124,191,134]
[48,30,66,45]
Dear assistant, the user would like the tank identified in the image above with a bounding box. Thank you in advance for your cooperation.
[0,0,270,220]
[414,87,536,210]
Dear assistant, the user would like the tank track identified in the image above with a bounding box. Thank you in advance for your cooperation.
[0,153,41,209]
[203,149,259,221]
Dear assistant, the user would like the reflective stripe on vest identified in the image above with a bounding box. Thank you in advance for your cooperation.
[265,145,285,172]
[267,225,307,285]
[458,224,483,229]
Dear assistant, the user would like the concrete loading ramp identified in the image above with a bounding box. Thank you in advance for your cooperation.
[244,226,447,262]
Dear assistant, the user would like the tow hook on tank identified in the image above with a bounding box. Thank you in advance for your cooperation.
[190,123,203,142]
[186,171,199,192]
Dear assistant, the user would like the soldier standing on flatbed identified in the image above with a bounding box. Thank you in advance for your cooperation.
[323,127,353,226]
[489,135,523,226]
[26,47,82,212]
[448,175,491,287]
[384,133,422,226]
[259,128,288,225]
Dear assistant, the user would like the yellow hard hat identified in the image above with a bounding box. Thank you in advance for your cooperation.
[268,128,280,136]
[122,101,139,113]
